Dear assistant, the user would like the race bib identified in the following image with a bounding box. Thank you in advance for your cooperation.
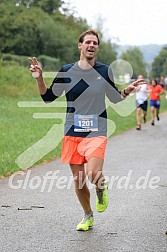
[74,114,98,132]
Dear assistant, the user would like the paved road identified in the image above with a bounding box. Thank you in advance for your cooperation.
[1,113,167,252]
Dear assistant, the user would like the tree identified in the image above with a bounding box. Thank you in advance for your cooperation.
[162,58,167,77]
[0,4,51,55]
[0,0,117,68]
[121,47,147,79]
[13,0,64,14]
[89,15,117,65]
[150,46,167,78]
[96,40,117,65]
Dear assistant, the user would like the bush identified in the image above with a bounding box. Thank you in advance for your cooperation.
[38,55,61,71]
[2,53,29,67]
[2,53,61,71]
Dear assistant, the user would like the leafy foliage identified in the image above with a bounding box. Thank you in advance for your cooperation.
[0,0,117,68]
[150,46,167,78]
[121,47,147,79]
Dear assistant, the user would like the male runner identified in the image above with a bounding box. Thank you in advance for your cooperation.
[29,29,145,231]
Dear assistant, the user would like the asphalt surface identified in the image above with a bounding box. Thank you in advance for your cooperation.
[0,113,167,252]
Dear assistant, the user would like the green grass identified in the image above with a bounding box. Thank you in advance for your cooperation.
[0,64,167,177]
[0,96,65,176]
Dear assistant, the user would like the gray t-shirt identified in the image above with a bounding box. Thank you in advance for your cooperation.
[41,61,122,137]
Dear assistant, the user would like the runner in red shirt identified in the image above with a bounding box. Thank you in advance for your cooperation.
[149,79,164,125]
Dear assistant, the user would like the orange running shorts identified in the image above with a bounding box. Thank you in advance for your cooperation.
[61,136,107,164]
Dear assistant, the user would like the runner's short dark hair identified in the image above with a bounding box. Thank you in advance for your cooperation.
[79,29,100,45]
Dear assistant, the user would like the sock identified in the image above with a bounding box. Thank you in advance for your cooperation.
[85,210,93,217]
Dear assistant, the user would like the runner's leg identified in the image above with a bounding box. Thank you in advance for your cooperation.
[70,164,92,213]
[136,107,141,129]
[150,106,155,124]
[143,110,147,122]
[86,157,105,189]
[86,157,109,212]
[156,107,160,120]
[136,107,141,126]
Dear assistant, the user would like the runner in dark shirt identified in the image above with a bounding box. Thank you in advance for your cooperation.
[29,29,145,231]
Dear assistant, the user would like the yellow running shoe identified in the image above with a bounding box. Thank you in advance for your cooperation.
[96,182,109,212]
[76,213,94,231]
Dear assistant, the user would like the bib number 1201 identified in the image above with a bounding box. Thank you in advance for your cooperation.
[74,114,98,132]
[78,120,93,127]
